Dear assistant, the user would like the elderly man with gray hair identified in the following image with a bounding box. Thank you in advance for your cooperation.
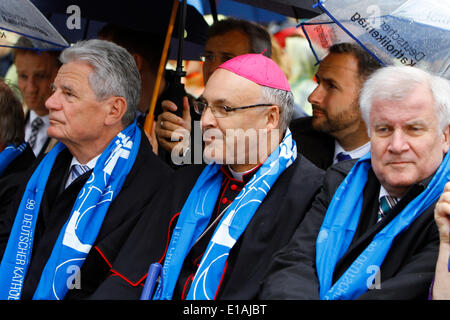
[260,65,450,300]
[0,39,172,300]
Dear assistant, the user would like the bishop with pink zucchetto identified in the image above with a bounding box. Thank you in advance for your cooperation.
[90,53,325,300]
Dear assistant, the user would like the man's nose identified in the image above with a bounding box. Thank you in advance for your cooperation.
[45,91,60,111]
[201,106,217,131]
[307,83,323,105]
[388,130,410,153]
[25,77,38,91]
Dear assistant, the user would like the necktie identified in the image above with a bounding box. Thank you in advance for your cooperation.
[378,195,398,222]
[28,117,44,149]
[68,164,90,186]
[336,152,352,162]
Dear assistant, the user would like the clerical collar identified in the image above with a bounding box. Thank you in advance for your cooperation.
[223,165,260,183]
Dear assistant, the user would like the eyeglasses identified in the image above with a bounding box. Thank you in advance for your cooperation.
[193,99,273,118]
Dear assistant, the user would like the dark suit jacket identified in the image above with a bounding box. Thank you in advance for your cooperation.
[260,160,439,300]
[289,117,335,171]
[90,153,325,300]
[0,132,173,299]
[0,144,36,233]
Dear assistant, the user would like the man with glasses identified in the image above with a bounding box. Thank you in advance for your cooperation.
[90,53,324,300]
[155,18,272,167]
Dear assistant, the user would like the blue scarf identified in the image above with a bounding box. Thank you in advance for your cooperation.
[0,122,141,300]
[153,129,297,300]
[316,151,450,300]
[0,143,28,176]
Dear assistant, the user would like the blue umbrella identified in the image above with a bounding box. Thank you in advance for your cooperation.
[300,0,450,79]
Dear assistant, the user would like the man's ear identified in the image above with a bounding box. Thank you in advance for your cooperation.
[104,96,127,126]
[265,105,280,132]
[442,124,450,154]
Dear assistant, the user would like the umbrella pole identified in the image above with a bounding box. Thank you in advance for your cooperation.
[143,0,180,134]
[209,0,218,23]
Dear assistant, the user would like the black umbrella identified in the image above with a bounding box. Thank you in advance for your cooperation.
[30,0,209,60]
[223,0,321,20]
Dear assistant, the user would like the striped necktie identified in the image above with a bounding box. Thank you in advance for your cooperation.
[68,164,90,186]
[28,117,44,149]
[377,195,398,222]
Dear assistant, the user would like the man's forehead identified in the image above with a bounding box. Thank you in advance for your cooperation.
[54,61,92,85]
[370,87,437,124]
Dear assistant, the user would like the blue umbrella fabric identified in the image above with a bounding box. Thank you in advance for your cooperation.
[0,0,68,51]
[300,0,450,79]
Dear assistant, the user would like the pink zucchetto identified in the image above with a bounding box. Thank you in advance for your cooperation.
[217,53,291,91]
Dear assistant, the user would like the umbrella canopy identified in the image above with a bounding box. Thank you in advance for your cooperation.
[300,0,450,79]
[0,0,68,51]
[30,0,209,60]
[197,0,287,23]
[232,0,321,19]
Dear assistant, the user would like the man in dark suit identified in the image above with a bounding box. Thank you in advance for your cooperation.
[90,53,324,300]
[13,38,60,158]
[260,66,450,299]
[290,43,381,170]
[0,39,172,300]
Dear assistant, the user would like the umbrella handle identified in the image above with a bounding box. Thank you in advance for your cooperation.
[140,263,162,300]
[143,114,154,135]
[144,0,180,135]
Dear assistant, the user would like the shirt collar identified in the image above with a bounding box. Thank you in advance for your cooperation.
[334,140,371,163]
[69,154,101,171]
[29,110,49,125]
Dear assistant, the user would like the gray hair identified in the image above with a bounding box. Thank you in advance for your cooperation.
[260,86,294,134]
[360,66,450,135]
[59,39,141,126]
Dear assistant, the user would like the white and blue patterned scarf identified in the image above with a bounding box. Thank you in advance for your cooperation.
[316,151,450,300]
[0,143,28,176]
[0,122,141,300]
[153,129,297,300]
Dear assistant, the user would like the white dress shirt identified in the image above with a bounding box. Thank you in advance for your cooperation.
[333,141,371,164]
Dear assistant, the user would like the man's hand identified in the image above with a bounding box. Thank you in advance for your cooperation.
[155,96,192,153]
[432,181,450,300]
[435,181,450,244]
